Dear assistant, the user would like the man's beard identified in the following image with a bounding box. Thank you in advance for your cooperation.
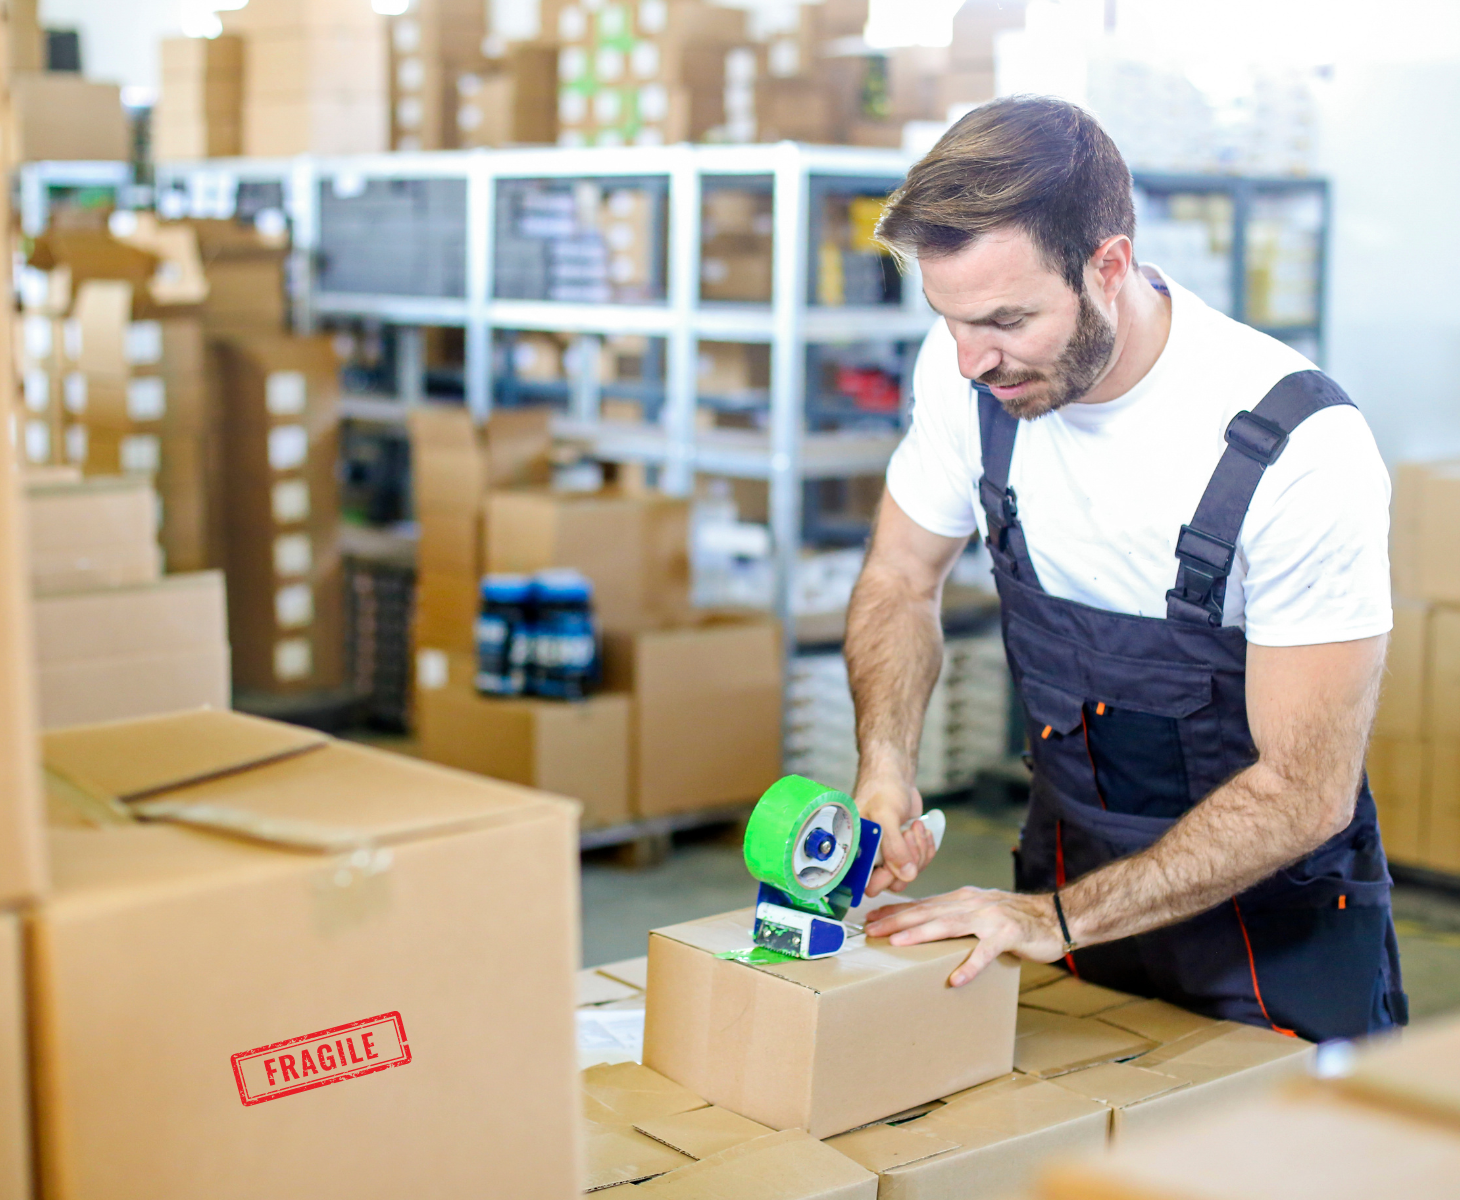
[979,289,1117,420]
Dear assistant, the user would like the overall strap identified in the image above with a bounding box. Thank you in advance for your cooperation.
[976,386,1038,581]
[1166,370,1355,626]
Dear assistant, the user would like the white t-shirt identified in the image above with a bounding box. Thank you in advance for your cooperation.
[886,267,1392,647]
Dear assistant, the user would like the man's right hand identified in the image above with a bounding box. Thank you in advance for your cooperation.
[856,776,940,897]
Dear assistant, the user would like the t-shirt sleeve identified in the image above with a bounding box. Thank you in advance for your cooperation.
[885,321,984,540]
[1237,405,1393,647]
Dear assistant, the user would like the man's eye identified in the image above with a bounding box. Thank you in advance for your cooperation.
[995,319,1024,329]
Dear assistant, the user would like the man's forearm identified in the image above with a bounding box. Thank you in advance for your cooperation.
[845,563,944,786]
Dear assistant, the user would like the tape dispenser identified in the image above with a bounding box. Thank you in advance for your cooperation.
[742,775,946,959]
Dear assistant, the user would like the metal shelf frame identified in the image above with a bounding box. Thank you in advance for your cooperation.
[155,143,931,643]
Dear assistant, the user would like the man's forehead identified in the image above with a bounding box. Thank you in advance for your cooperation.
[920,230,1064,319]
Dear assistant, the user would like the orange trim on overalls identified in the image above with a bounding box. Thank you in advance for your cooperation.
[1232,899,1297,1037]
[1054,820,1080,978]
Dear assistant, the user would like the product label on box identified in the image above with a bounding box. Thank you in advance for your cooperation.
[231,1011,411,1106]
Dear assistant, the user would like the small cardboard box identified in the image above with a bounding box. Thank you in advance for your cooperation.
[1011,1007,1156,1079]
[34,709,583,1199]
[25,476,161,595]
[417,650,632,829]
[32,571,231,730]
[827,1073,1109,1200]
[643,908,1019,1139]
[0,913,32,1200]
[1038,1091,1460,1200]
[486,488,691,633]
[11,73,129,161]
[602,613,783,818]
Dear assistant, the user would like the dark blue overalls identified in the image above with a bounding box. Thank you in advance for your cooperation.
[978,369,1407,1043]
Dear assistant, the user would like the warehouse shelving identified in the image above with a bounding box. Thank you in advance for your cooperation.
[18,160,134,235]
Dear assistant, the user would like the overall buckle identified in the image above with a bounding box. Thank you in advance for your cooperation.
[1226,410,1289,465]
[1168,524,1236,625]
[978,478,1019,549]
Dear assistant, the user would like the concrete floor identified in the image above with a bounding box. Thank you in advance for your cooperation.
[582,795,1460,1025]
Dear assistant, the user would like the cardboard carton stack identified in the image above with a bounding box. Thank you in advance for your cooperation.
[8,72,129,161]
[387,0,484,150]
[220,0,389,155]
[212,334,345,698]
[588,933,1317,1197]
[454,45,559,147]
[1370,460,1460,874]
[24,473,231,729]
[154,35,244,160]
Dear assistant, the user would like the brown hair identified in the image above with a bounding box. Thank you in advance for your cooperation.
[876,96,1134,290]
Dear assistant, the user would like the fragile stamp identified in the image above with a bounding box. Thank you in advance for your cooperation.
[231,1011,411,1105]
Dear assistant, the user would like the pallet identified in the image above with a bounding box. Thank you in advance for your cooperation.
[581,803,754,868]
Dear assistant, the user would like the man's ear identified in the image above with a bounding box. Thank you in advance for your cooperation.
[1088,234,1133,304]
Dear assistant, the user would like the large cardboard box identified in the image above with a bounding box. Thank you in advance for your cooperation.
[486,489,692,633]
[32,571,231,729]
[603,614,782,817]
[34,709,583,1199]
[643,907,1020,1139]
[155,35,244,159]
[1367,734,1425,863]
[24,476,160,596]
[0,913,31,1200]
[417,650,631,829]
[1392,460,1460,601]
[10,73,129,161]
[828,1073,1109,1200]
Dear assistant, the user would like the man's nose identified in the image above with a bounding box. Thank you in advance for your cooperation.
[957,337,1000,382]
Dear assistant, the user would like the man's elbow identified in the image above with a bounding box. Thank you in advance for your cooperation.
[1312,784,1359,845]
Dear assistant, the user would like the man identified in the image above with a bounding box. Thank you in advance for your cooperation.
[844,96,1405,1042]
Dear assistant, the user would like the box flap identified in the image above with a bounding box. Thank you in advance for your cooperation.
[1013,1007,1156,1078]
[651,908,976,992]
[578,969,641,1008]
[1048,1061,1189,1109]
[43,709,326,802]
[634,1106,774,1160]
[633,1130,878,1199]
[1019,976,1138,1017]
[584,1120,693,1191]
[583,1063,707,1124]
[909,1073,1109,1151]
[1138,1021,1310,1073]
[596,956,649,990]
[1019,960,1069,993]
[826,1121,961,1172]
[1334,1018,1460,1129]
[1096,997,1221,1045]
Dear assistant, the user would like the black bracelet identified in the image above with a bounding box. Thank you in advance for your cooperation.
[1052,889,1077,956]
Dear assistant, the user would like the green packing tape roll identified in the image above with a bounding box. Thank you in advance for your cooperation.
[743,775,860,905]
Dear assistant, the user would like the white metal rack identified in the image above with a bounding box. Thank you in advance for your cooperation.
[153,143,934,641]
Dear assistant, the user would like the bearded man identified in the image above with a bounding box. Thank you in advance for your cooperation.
[845,95,1405,1042]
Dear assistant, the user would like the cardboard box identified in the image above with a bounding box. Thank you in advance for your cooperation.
[1392,460,1460,602]
[701,236,774,303]
[10,72,129,161]
[1037,1091,1460,1200]
[417,651,631,828]
[638,1130,878,1199]
[828,1073,1109,1200]
[0,911,32,1200]
[1427,741,1460,874]
[486,489,691,633]
[455,47,558,147]
[1328,1010,1460,1127]
[1011,1007,1156,1079]
[643,907,1020,1138]
[415,570,479,656]
[698,341,770,397]
[200,253,289,334]
[32,571,231,730]
[24,476,161,595]
[156,35,244,159]
[244,92,389,156]
[1367,734,1426,863]
[1377,596,1428,738]
[602,614,782,817]
[34,708,583,1199]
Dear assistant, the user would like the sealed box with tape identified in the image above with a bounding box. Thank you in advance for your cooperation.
[34,708,582,1199]
[643,907,1019,1138]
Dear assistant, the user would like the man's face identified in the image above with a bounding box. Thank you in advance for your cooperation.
[920,228,1117,420]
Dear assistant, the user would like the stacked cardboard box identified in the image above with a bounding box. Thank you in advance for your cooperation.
[28,707,584,1197]
[1370,460,1460,873]
[154,35,244,160]
[8,72,128,161]
[213,334,345,696]
[24,475,231,728]
[221,0,389,155]
[388,0,486,150]
[454,45,559,147]
[700,187,774,303]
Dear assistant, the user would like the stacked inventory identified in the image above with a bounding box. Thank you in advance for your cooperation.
[213,335,345,697]
[1370,460,1460,875]
[786,631,1010,798]
[220,0,388,155]
[154,35,243,160]
[346,556,415,732]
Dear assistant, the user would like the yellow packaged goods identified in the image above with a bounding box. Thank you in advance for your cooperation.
[24,476,161,595]
[416,650,632,829]
[0,914,29,1200]
[31,572,231,730]
[34,709,582,1200]
[601,614,782,818]
[828,1073,1108,1200]
[643,907,1019,1138]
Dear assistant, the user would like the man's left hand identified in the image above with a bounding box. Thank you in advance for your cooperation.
[864,887,1064,986]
